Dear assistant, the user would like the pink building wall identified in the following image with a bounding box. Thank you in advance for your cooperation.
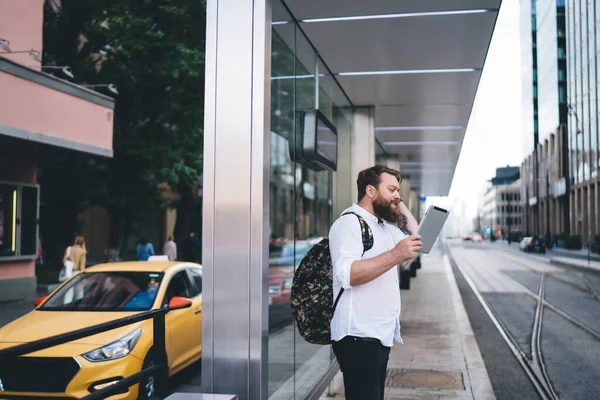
[0,262,35,280]
[0,0,44,69]
[0,0,113,294]
[0,72,114,152]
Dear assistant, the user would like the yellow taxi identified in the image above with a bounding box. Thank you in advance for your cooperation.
[0,261,203,399]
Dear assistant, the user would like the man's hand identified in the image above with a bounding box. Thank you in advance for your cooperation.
[348,235,423,287]
[391,235,423,263]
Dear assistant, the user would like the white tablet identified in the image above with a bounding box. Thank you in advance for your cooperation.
[416,205,450,254]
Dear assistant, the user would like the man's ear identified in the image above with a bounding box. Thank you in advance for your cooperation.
[366,184,377,199]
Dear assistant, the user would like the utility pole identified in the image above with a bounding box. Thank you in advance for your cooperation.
[546,172,551,244]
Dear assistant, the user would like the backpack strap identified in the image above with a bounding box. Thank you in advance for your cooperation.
[333,212,374,313]
[341,212,373,256]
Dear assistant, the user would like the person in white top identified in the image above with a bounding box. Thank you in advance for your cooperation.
[163,235,177,261]
[329,165,422,400]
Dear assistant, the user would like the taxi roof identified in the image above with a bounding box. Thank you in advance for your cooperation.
[85,261,202,273]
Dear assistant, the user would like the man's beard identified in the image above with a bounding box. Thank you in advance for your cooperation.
[373,196,400,223]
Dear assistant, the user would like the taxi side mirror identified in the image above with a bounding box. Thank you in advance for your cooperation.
[168,296,192,311]
[34,296,47,307]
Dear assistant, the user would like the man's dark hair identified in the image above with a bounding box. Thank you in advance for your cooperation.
[357,165,402,202]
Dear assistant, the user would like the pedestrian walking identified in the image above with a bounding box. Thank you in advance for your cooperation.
[163,235,177,261]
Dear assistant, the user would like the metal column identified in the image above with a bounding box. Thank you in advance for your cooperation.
[202,0,271,399]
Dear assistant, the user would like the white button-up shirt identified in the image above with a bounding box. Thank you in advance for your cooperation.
[329,203,407,347]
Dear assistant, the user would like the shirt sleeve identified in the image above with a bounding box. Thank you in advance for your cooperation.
[329,215,364,290]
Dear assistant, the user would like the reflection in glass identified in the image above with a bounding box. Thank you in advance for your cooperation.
[268,2,353,398]
[269,5,297,396]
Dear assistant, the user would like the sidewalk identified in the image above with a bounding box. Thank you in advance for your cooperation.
[548,247,600,262]
[320,248,495,400]
[550,256,600,274]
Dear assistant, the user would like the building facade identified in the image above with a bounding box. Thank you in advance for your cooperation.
[565,0,599,244]
[0,0,114,302]
[482,167,523,238]
[520,0,573,242]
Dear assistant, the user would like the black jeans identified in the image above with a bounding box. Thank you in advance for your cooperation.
[332,336,391,400]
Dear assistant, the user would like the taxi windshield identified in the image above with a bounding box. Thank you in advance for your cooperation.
[40,271,164,312]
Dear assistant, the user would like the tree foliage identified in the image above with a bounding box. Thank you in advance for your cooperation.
[40,0,206,257]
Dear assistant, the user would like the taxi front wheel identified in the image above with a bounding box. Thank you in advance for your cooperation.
[139,349,168,400]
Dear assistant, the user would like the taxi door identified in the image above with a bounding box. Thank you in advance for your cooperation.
[163,269,202,372]
[187,267,203,357]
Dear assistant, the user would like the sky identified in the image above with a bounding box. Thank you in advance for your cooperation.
[447,0,523,218]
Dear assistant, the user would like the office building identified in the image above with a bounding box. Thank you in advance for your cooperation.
[520,0,572,241]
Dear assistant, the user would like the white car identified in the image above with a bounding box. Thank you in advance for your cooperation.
[519,237,532,251]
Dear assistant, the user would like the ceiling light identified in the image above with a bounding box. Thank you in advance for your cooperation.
[338,68,477,76]
[376,125,465,131]
[384,141,461,146]
[272,74,315,80]
[400,169,454,173]
[301,9,495,23]
[400,162,455,166]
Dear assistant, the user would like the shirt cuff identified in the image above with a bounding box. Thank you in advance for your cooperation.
[334,258,354,290]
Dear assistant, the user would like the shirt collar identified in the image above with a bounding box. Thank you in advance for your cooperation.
[348,203,382,225]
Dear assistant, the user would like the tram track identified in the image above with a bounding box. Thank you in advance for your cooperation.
[448,247,600,400]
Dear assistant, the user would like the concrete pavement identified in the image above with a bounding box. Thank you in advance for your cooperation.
[549,256,600,274]
[320,247,495,400]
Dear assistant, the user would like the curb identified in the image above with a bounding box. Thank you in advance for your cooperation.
[549,257,600,276]
[443,254,496,400]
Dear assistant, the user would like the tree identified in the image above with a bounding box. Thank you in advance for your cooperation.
[41,0,206,258]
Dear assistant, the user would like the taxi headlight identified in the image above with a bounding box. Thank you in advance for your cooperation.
[83,328,142,362]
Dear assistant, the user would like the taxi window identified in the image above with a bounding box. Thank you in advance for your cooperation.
[164,270,194,304]
[41,272,164,311]
[188,268,202,297]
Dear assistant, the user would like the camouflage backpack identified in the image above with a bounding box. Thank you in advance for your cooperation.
[291,212,373,345]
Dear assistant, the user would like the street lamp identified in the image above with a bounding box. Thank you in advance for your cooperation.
[0,49,41,62]
[40,66,74,79]
[81,83,119,95]
[0,38,11,52]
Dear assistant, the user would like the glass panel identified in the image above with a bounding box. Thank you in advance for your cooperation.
[269,5,345,396]
[189,268,203,296]
[0,184,18,257]
[269,1,297,397]
[20,186,38,256]
[293,25,333,400]
[317,58,334,121]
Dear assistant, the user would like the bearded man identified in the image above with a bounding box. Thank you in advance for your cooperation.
[329,165,422,400]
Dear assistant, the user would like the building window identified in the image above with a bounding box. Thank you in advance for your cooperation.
[0,182,39,259]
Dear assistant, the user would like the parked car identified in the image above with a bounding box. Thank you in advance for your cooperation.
[519,236,546,253]
[519,236,532,250]
[0,261,203,400]
[472,234,483,243]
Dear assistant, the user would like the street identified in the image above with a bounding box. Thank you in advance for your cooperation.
[449,239,600,400]
[2,239,600,399]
